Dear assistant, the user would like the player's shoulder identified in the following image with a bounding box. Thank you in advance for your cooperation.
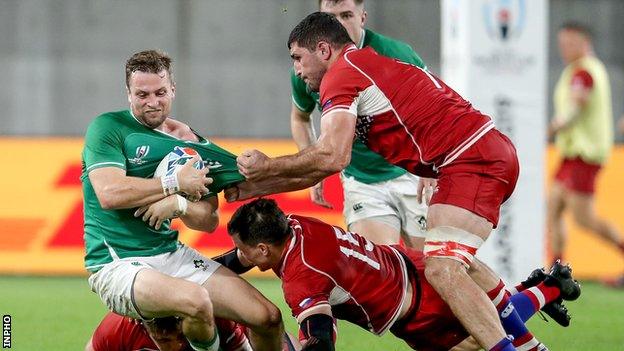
[364,29,417,60]
[88,109,132,130]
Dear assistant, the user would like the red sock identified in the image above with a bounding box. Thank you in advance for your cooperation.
[522,282,561,309]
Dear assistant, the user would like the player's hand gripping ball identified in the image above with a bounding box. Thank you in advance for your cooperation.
[154,146,205,200]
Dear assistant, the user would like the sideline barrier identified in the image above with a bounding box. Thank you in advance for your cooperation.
[0,138,622,279]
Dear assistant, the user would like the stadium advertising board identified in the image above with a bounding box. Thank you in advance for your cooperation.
[442,0,548,283]
[1,138,623,279]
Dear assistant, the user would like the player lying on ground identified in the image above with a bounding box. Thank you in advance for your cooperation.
[85,312,301,351]
[85,312,251,351]
[224,199,581,351]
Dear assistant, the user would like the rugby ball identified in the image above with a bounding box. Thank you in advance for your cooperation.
[154,146,204,178]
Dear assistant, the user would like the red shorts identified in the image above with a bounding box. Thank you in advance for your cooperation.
[554,157,602,194]
[431,129,519,227]
[390,247,469,350]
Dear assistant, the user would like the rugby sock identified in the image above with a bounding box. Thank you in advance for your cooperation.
[490,336,516,351]
[487,281,542,351]
[509,283,561,321]
[187,329,220,351]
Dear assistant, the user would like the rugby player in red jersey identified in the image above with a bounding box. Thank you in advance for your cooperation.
[226,12,550,351]
[85,313,251,351]
[225,199,580,351]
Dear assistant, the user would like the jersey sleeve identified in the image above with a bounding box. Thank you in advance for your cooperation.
[283,268,335,322]
[290,68,317,113]
[571,69,594,90]
[83,114,126,173]
[319,64,371,119]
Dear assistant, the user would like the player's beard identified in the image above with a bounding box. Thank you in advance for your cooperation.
[306,67,327,92]
[138,109,168,129]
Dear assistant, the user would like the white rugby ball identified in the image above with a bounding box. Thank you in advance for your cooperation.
[154,146,204,178]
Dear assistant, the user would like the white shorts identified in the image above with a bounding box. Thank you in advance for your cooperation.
[341,172,428,238]
[88,244,221,319]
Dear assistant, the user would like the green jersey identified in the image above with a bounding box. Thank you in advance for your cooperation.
[291,28,426,184]
[81,110,244,271]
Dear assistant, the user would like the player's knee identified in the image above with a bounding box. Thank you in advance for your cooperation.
[182,286,214,322]
[252,301,283,331]
[573,212,596,231]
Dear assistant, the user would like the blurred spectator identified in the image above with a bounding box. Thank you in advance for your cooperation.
[547,22,624,288]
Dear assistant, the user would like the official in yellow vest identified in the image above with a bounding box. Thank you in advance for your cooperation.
[547,22,624,288]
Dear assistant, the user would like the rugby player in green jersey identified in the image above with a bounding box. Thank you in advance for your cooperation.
[290,0,428,248]
[81,50,283,351]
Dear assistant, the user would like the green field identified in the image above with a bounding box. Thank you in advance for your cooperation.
[0,276,622,350]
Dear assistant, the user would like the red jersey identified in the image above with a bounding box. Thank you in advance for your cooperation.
[276,215,410,335]
[320,44,494,177]
[91,312,249,351]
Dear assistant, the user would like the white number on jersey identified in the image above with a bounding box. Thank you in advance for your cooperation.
[333,227,380,270]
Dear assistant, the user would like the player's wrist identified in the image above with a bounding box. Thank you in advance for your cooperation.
[161,173,180,196]
[175,194,188,217]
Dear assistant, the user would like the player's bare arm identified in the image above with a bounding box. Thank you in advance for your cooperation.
[135,195,219,232]
[89,158,212,209]
[290,103,315,150]
[290,103,333,209]
[233,112,355,201]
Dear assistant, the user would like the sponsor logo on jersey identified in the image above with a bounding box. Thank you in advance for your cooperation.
[130,261,143,267]
[129,145,150,165]
[352,203,363,212]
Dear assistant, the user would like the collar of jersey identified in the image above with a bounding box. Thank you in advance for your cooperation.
[128,109,209,145]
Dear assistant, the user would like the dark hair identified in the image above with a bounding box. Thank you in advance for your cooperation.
[227,198,291,246]
[318,0,364,7]
[143,316,182,334]
[560,21,592,40]
[125,49,173,88]
[287,12,353,51]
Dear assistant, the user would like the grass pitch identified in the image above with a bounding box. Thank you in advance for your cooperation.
[0,276,622,350]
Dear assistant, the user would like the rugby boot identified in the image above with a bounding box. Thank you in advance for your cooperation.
[541,298,571,327]
[544,260,581,301]
[520,266,573,327]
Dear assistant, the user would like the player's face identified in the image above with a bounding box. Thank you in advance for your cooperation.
[557,29,586,64]
[145,322,187,351]
[320,0,367,44]
[127,70,175,130]
[231,234,275,271]
[290,43,328,92]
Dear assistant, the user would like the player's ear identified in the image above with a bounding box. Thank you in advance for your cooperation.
[360,10,367,27]
[318,42,332,60]
[258,243,270,257]
[126,87,131,104]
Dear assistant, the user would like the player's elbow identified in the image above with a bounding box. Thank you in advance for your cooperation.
[325,151,350,173]
[204,214,219,233]
[96,192,116,210]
